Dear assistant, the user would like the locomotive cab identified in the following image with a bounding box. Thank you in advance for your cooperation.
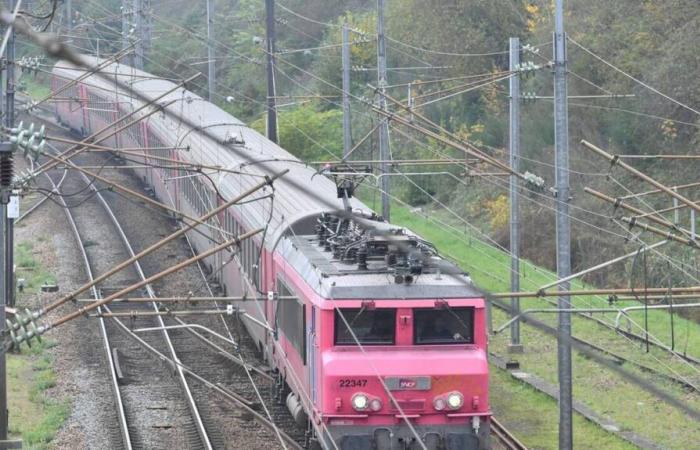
[273,214,491,450]
[319,298,490,450]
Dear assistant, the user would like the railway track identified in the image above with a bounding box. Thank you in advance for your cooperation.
[23,100,688,450]
[32,122,304,449]
[491,418,528,450]
[93,148,308,449]
[42,160,211,448]
[490,298,700,392]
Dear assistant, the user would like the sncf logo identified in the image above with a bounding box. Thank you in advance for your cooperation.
[399,379,417,389]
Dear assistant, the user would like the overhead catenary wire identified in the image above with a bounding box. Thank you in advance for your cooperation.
[270,0,700,390]
[215,11,700,320]
[582,140,700,216]
[12,0,700,428]
[568,37,700,118]
[12,12,394,444]
[383,122,700,380]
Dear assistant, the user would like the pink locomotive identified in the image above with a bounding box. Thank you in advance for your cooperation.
[52,58,491,450]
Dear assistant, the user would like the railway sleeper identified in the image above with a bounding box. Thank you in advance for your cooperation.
[112,347,125,382]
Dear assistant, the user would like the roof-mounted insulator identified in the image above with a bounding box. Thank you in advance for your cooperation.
[357,246,368,270]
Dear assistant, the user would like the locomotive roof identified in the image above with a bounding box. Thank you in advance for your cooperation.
[53,58,481,298]
[279,234,480,299]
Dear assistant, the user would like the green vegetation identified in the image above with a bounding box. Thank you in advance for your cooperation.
[22,1,700,447]
[385,199,700,448]
[8,241,68,448]
[20,74,51,100]
[16,242,56,293]
[490,368,635,450]
[8,341,70,449]
[251,104,344,161]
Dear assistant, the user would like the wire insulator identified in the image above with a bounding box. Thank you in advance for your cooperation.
[357,247,368,270]
[0,152,14,188]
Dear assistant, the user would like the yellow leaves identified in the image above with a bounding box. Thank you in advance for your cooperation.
[454,122,486,146]
[485,194,509,230]
[525,3,539,15]
[338,13,376,66]
[471,123,485,134]
[484,80,502,116]
[525,3,543,32]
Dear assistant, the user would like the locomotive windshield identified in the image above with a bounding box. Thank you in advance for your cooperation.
[414,307,474,345]
[334,308,396,345]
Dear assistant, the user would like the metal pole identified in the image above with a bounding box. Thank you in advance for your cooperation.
[4,0,13,310]
[554,0,573,447]
[582,140,700,216]
[668,262,675,351]
[143,0,151,57]
[265,0,278,143]
[65,0,72,32]
[508,37,522,352]
[341,22,352,157]
[0,200,5,441]
[377,0,390,220]
[0,8,14,427]
[121,0,129,54]
[206,0,215,102]
[4,3,13,123]
[692,210,696,240]
[133,0,143,69]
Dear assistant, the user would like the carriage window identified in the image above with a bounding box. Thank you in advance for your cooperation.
[276,278,306,363]
[334,308,395,345]
[414,307,474,345]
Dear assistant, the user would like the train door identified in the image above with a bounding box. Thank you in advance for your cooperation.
[113,105,122,150]
[215,193,224,285]
[169,145,179,210]
[79,84,90,135]
[308,306,317,404]
[141,122,152,186]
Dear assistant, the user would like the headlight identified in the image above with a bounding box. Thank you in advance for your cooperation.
[447,392,464,410]
[370,398,382,412]
[351,393,369,411]
[433,397,447,411]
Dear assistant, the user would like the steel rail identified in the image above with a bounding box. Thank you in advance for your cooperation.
[491,418,528,450]
[41,169,133,450]
[491,304,700,391]
[72,165,215,450]
[489,295,700,375]
[150,155,302,449]
[64,153,303,450]
[489,287,700,365]
[16,165,68,223]
[23,102,281,384]
[50,143,302,449]
[38,138,215,448]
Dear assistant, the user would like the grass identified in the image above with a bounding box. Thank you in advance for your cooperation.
[15,242,57,293]
[20,75,51,101]
[378,198,700,449]
[7,240,69,448]
[387,201,700,355]
[490,368,635,450]
[8,340,70,449]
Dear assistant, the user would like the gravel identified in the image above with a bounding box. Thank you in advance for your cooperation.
[14,114,294,449]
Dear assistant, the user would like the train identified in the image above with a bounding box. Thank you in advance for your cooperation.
[51,57,491,450]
